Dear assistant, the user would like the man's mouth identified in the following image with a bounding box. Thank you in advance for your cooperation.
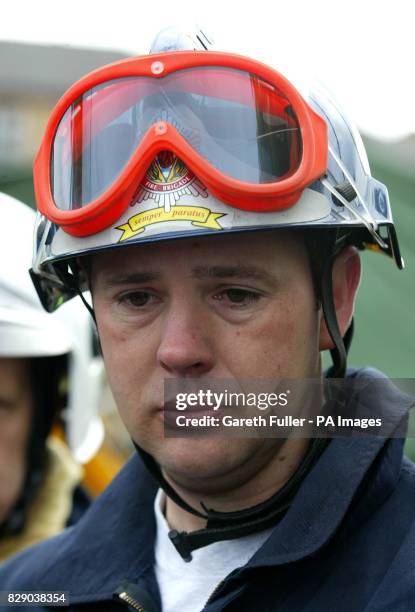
[157,401,225,430]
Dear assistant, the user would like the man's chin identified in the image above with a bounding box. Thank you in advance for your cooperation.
[153,436,270,495]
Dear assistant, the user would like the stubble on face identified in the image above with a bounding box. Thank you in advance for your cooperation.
[91,231,321,498]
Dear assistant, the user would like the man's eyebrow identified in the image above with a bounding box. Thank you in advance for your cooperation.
[101,266,276,286]
[191,265,275,282]
[103,271,161,286]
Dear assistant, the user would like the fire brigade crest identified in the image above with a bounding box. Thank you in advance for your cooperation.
[135,151,208,211]
[116,152,225,242]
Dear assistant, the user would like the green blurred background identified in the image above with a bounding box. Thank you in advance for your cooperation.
[348,138,414,378]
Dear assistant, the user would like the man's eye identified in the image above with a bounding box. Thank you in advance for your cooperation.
[216,288,260,305]
[119,292,151,308]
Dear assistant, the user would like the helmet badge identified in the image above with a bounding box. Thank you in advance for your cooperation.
[136,151,208,212]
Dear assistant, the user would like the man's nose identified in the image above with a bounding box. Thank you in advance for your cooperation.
[156,301,215,377]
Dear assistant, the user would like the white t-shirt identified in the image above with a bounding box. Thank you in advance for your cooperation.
[154,490,273,612]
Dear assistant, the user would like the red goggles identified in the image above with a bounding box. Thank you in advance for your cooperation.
[34,51,328,237]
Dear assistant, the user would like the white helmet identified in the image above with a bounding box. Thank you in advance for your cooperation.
[0,193,103,463]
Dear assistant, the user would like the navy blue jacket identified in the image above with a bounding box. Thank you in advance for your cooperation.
[1,371,415,611]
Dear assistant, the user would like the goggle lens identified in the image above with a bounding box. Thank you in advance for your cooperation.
[51,66,302,211]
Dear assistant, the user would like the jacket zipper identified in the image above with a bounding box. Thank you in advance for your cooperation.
[117,590,147,611]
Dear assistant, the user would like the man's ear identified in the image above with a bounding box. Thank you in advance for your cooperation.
[319,246,361,351]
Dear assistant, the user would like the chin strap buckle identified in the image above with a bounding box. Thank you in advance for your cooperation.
[168,529,193,562]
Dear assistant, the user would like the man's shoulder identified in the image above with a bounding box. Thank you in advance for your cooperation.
[364,458,415,611]
[397,455,415,497]
[0,453,158,593]
[0,528,74,590]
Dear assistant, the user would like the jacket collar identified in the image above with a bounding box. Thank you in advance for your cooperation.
[247,369,411,567]
[247,436,404,568]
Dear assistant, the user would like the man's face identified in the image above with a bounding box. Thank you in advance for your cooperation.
[91,231,321,493]
[0,358,32,524]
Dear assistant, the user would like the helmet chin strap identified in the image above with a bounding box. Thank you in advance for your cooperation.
[320,250,354,379]
[134,437,329,561]
[135,442,208,522]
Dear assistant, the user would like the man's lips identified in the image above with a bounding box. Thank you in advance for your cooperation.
[157,402,225,428]
[160,400,180,412]
[158,404,219,415]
